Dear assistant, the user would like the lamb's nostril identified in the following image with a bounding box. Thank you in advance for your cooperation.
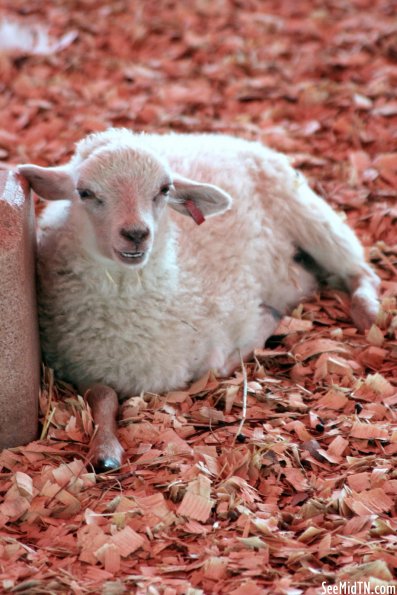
[120,226,150,245]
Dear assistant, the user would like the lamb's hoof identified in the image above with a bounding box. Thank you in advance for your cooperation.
[351,296,379,333]
[94,457,120,473]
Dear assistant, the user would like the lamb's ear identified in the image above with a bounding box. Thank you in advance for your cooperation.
[168,174,232,224]
[17,164,75,200]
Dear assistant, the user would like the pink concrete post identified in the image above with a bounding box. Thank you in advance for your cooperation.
[0,170,39,448]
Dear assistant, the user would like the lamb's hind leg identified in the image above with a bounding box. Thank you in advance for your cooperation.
[283,177,380,331]
[85,384,124,472]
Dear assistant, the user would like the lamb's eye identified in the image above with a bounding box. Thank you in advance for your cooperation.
[160,184,171,196]
[78,188,95,200]
[78,188,103,205]
[153,184,171,204]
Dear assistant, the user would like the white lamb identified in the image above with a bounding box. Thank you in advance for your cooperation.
[19,129,380,471]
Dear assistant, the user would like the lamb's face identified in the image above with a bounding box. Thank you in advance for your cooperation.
[18,129,233,270]
[75,147,172,268]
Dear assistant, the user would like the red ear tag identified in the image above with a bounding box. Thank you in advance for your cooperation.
[184,199,205,225]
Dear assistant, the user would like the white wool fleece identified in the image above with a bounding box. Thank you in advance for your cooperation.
[19,130,379,398]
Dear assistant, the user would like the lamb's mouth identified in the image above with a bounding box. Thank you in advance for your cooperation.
[115,250,146,265]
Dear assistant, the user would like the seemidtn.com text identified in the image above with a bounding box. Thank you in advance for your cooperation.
[321,582,396,595]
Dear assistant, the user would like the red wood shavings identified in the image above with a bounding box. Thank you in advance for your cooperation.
[177,475,214,522]
[0,0,397,592]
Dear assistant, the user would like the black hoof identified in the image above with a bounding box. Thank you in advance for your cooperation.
[94,457,120,473]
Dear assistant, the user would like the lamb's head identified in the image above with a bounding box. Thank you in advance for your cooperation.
[18,130,232,268]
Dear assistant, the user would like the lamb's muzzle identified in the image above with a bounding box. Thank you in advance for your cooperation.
[18,128,380,472]
[120,226,150,246]
[115,225,151,265]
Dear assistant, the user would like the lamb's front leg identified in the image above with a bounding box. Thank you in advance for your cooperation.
[85,384,124,472]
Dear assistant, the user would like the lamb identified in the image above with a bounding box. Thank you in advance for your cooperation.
[18,129,380,472]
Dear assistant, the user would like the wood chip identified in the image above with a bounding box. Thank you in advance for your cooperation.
[111,526,145,556]
[292,339,350,361]
[177,475,214,522]
[350,422,389,440]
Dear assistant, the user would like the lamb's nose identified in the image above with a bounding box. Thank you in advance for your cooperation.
[120,226,150,245]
